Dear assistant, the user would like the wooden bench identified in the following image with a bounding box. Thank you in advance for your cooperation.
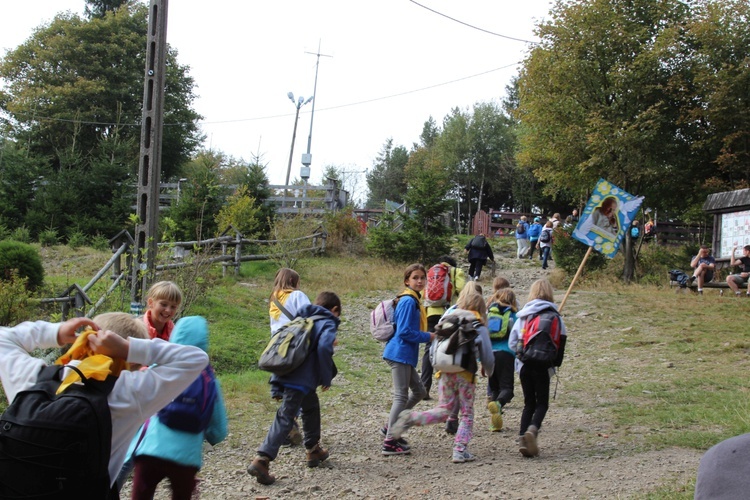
[668,273,730,295]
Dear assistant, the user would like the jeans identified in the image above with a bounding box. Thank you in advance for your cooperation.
[528,240,538,260]
[258,387,321,460]
[519,364,551,435]
[385,359,426,439]
[468,259,485,279]
[541,246,551,269]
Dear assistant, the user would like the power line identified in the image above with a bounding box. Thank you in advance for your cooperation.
[408,0,539,45]
[2,62,522,128]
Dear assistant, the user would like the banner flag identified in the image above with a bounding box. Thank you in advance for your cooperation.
[572,179,644,259]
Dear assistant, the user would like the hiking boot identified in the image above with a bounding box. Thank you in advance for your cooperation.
[247,456,275,485]
[306,443,330,468]
[487,401,503,432]
[445,418,458,435]
[390,410,414,440]
[452,449,477,463]
[518,434,530,457]
[382,439,411,456]
[524,425,539,457]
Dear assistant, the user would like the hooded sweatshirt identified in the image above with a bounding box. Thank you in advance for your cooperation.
[508,299,567,373]
[128,316,228,468]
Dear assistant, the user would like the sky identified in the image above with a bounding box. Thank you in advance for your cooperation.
[1,0,552,202]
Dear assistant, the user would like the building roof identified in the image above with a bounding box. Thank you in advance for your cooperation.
[703,188,750,213]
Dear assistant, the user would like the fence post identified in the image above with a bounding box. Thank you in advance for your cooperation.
[234,229,242,276]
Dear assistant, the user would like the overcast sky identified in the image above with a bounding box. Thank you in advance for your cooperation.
[1,0,552,197]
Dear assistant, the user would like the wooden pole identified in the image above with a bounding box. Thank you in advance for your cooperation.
[559,246,593,312]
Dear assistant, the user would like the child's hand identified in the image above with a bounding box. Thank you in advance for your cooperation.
[57,317,99,345]
[87,330,130,360]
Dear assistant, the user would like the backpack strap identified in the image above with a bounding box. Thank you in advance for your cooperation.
[273,298,295,320]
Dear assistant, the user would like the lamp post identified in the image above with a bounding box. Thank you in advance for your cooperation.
[283,92,313,208]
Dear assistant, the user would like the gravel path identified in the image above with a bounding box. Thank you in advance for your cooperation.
[122,256,701,499]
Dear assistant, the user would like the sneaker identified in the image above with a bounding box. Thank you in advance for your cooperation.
[382,439,411,456]
[687,275,696,286]
[445,418,458,435]
[306,443,330,468]
[390,410,414,440]
[524,425,539,457]
[487,401,503,432]
[452,449,476,463]
[379,425,410,449]
[247,456,275,485]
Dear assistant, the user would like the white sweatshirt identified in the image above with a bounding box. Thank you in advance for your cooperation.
[0,321,209,487]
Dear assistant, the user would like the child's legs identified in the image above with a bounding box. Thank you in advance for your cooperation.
[530,367,551,430]
[411,375,457,426]
[386,360,425,438]
[258,387,305,460]
[131,455,169,499]
[419,315,441,392]
[497,350,516,406]
[454,376,476,451]
[299,390,321,449]
[519,365,537,435]
[487,351,502,400]
[542,246,551,267]
[163,461,199,500]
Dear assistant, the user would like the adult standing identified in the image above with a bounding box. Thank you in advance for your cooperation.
[515,216,530,259]
[465,233,494,280]
[527,217,543,260]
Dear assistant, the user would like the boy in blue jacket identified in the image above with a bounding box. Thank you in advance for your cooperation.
[248,291,341,485]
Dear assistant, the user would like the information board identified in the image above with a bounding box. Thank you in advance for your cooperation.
[720,210,750,258]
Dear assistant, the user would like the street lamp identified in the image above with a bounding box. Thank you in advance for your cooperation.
[283,92,313,208]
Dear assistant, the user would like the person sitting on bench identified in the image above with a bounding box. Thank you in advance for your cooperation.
[689,245,716,294]
[726,245,750,297]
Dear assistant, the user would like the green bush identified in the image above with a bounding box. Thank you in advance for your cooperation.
[366,213,451,263]
[90,234,110,252]
[67,230,88,249]
[38,227,59,247]
[324,208,365,255]
[10,226,31,243]
[0,270,33,326]
[550,227,608,276]
[0,240,44,290]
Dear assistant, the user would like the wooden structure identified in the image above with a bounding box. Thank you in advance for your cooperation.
[472,210,545,236]
[703,188,750,261]
[267,177,348,214]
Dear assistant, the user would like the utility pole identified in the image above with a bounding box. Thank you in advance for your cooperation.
[131,0,168,310]
[300,41,332,206]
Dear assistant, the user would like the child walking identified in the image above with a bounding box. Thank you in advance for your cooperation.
[248,292,341,485]
[485,288,518,431]
[143,281,183,340]
[381,264,435,455]
[390,292,494,463]
[508,278,567,457]
[128,316,228,499]
[269,267,311,334]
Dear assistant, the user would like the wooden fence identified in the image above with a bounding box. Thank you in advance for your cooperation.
[39,227,326,320]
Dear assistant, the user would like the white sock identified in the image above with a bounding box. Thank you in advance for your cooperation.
[697,288,703,292]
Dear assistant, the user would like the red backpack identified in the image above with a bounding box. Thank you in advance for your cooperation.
[520,309,563,368]
[424,264,453,307]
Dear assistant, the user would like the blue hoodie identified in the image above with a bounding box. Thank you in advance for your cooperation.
[128,316,228,469]
[270,303,340,393]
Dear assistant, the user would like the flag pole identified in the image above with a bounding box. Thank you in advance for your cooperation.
[559,246,593,312]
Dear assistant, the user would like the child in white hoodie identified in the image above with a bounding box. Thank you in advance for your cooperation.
[508,279,567,458]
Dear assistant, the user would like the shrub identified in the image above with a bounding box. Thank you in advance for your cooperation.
[90,234,110,252]
[0,240,44,290]
[0,270,33,326]
[10,226,31,243]
[324,208,365,255]
[366,212,451,263]
[550,227,608,276]
[268,214,322,269]
[38,227,59,247]
[67,230,88,249]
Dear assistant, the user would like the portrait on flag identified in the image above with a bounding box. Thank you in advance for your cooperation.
[572,179,643,258]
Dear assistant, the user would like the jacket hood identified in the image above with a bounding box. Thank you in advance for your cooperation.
[516,299,559,319]
[170,316,209,352]
[296,304,341,327]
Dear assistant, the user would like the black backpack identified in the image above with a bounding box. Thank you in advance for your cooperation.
[539,229,552,243]
[471,235,487,249]
[0,364,116,499]
[519,309,563,368]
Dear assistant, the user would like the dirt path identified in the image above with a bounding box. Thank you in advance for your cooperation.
[123,257,702,499]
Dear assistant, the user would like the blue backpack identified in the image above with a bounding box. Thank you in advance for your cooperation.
[157,365,217,433]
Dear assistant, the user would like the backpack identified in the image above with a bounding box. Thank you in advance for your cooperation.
[519,309,563,368]
[370,294,417,342]
[471,235,487,249]
[487,303,512,341]
[259,314,326,375]
[631,226,640,239]
[157,365,218,433]
[516,222,526,235]
[424,264,453,307]
[539,229,552,243]
[430,311,479,374]
[669,269,690,288]
[0,364,115,499]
